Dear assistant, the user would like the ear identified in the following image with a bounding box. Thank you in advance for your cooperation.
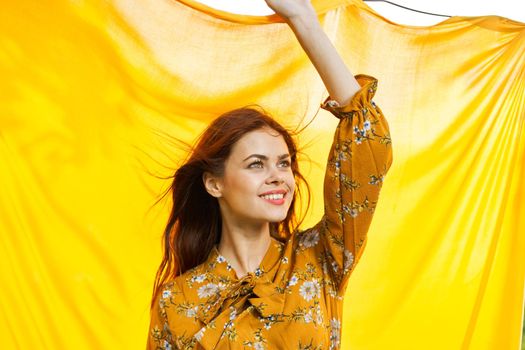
[202,171,223,198]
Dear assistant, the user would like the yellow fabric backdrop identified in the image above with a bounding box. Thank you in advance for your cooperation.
[1,0,524,349]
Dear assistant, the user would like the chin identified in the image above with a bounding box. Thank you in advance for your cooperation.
[265,213,288,223]
[257,204,291,223]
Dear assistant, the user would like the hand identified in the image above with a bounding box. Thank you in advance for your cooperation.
[264,0,317,22]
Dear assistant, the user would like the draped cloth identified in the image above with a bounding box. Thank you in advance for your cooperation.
[1,0,524,349]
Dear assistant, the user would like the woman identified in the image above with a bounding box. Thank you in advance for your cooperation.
[147,0,393,349]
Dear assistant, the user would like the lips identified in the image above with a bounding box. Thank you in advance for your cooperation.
[259,189,287,196]
[259,189,287,204]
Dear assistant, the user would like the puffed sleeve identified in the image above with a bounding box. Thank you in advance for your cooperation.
[318,74,393,293]
[146,284,179,350]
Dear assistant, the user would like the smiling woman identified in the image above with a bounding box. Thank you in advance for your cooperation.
[151,106,307,281]
[146,0,393,348]
[202,126,297,241]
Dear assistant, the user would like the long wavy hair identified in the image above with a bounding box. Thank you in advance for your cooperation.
[151,105,312,306]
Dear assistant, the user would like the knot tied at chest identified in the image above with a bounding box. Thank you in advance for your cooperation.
[193,240,286,349]
[198,272,284,325]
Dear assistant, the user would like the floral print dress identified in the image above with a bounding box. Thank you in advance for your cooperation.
[147,74,393,350]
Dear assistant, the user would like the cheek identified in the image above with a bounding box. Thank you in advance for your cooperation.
[286,173,296,193]
[224,172,260,197]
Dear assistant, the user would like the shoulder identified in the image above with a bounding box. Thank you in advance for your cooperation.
[292,220,325,252]
[159,263,209,303]
[290,220,337,276]
[153,267,207,326]
[161,252,236,306]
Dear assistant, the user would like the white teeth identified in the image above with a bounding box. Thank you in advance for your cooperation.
[260,193,284,200]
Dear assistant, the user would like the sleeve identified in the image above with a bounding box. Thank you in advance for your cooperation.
[318,74,393,293]
[146,285,179,350]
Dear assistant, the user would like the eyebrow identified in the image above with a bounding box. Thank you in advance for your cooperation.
[243,153,291,161]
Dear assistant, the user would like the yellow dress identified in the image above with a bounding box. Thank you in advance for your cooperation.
[147,74,393,350]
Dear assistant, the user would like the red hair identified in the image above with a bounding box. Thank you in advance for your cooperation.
[151,105,311,306]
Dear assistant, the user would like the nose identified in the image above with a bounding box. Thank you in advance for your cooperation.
[266,176,284,185]
[265,166,285,185]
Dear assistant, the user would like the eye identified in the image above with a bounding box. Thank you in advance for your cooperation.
[248,160,263,168]
[279,160,291,167]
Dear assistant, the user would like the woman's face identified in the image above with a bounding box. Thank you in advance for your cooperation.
[204,127,296,226]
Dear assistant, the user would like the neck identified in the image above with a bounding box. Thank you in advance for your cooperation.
[217,220,271,279]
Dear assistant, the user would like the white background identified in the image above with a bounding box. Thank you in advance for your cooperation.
[195,0,525,26]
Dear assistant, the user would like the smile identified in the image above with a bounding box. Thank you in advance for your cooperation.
[259,193,286,205]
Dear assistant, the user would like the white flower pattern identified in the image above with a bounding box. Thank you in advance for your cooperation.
[194,327,206,341]
[330,318,341,350]
[343,249,355,271]
[287,274,298,287]
[191,274,206,283]
[197,283,220,299]
[300,229,320,249]
[299,279,321,302]
[304,310,313,323]
[254,342,265,350]
[186,306,198,318]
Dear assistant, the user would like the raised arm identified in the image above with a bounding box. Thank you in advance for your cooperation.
[264,0,361,106]
[266,0,393,293]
